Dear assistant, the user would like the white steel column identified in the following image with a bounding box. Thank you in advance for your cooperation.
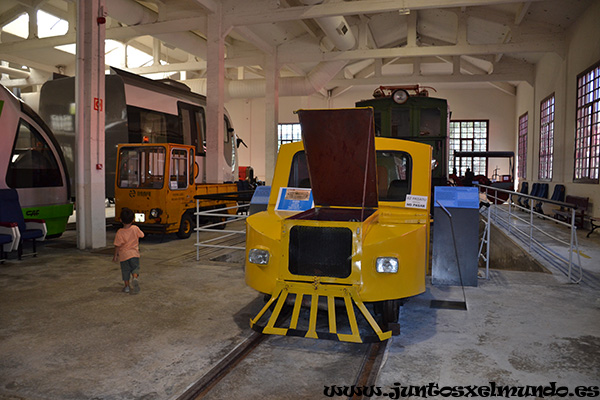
[264,52,279,185]
[75,0,106,249]
[206,5,225,183]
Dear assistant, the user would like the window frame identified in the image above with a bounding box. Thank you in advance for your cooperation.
[538,94,555,181]
[117,146,166,189]
[573,60,600,184]
[518,113,528,180]
[6,119,63,189]
[278,123,302,149]
[449,119,489,177]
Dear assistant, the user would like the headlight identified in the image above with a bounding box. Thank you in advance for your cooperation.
[376,257,399,273]
[134,213,145,223]
[150,208,162,218]
[248,249,270,265]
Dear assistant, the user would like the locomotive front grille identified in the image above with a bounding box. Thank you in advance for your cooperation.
[288,226,352,278]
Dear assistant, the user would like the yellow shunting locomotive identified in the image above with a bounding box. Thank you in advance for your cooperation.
[245,108,432,343]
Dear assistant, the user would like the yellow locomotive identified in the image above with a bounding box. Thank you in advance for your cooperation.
[245,108,432,343]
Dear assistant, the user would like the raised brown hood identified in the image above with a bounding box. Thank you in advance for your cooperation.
[296,108,378,209]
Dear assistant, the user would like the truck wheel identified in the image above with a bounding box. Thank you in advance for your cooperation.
[176,213,193,239]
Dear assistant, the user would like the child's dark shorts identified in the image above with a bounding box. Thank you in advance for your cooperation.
[120,257,140,281]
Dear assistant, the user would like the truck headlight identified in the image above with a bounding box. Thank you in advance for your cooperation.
[376,257,399,273]
[248,249,270,265]
[150,208,162,218]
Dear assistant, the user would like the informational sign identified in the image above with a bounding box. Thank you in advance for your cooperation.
[275,187,314,212]
[405,194,428,209]
[434,186,480,209]
[93,97,103,111]
[250,186,271,206]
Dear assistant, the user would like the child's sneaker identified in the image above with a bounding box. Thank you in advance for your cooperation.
[131,278,140,294]
[123,286,130,293]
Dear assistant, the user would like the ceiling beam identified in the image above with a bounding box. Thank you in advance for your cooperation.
[0,5,28,27]
[515,2,531,25]
[107,17,207,41]
[224,0,547,26]
[277,39,565,64]
[327,70,534,88]
[233,26,274,55]
[191,0,218,14]
[436,55,516,95]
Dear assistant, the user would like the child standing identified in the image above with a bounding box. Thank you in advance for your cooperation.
[113,207,145,294]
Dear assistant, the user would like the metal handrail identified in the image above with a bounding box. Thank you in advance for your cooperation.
[194,201,249,261]
[478,184,583,284]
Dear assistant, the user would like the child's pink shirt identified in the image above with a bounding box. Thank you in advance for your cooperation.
[114,225,145,262]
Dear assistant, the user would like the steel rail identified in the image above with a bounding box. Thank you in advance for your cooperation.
[175,331,267,400]
[348,340,390,400]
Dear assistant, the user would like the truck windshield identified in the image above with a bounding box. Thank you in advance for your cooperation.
[118,146,166,189]
[287,150,412,202]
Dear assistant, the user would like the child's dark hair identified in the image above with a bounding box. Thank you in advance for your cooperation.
[120,207,134,225]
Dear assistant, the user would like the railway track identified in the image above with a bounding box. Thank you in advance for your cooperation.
[175,331,267,400]
[175,331,390,400]
[349,341,390,400]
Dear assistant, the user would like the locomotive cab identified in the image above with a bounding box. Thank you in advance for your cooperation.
[246,108,432,342]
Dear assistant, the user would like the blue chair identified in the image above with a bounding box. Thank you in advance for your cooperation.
[0,189,46,260]
[523,182,539,208]
[516,181,528,207]
[0,222,20,262]
[550,184,566,203]
[533,183,549,214]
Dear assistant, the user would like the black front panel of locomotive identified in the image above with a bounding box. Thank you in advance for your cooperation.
[289,226,352,278]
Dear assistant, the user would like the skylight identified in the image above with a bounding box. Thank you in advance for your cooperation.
[2,10,68,39]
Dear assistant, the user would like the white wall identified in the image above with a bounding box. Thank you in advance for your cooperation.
[227,85,516,182]
[514,0,600,216]
[228,1,600,218]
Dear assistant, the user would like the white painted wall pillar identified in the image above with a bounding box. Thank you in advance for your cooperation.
[75,0,106,249]
[264,51,279,185]
[206,5,226,183]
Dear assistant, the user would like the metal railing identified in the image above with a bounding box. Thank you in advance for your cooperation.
[194,201,249,261]
[478,203,491,280]
[478,184,583,284]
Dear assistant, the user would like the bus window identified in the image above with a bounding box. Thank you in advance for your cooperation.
[180,107,192,146]
[118,146,165,189]
[377,151,412,202]
[7,120,63,188]
[224,116,234,167]
[170,148,188,190]
[178,102,206,155]
[127,106,180,144]
[196,109,206,155]
[189,148,195,185]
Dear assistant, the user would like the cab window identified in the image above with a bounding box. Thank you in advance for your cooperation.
[287,151,311,188]
[377,151,412,201]
[6,120,63,188]
[118,146,165,189]
[170,148,188,190]
[287,150,412,201]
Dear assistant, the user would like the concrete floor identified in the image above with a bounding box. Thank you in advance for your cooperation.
[0,209,599,399]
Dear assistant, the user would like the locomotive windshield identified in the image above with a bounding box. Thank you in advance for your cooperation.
[6,119,63,188]
[117,146,166,189]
